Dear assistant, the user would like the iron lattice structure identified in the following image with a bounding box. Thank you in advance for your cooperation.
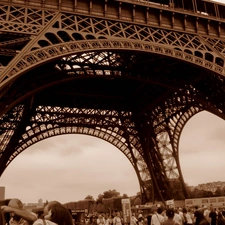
[1,0,225,203]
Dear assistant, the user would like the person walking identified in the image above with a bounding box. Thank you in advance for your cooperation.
[113,213,122,225]
[209,207,217,225]
[97,215,105,225]
[151,207,165,225]
[163,208,180,225]
[130,214,138,225]
[183,208,193,225]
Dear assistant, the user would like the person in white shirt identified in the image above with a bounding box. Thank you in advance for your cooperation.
[138,214,144,225]
[151,207,165,225]
[97,215,105,225]
[183,208,194,225]
[105,215,110,225]
[130,214,138,225]
[203,206,210,223]
[173,209,182,225]
[113,213,122,225]
[178,208,184,225]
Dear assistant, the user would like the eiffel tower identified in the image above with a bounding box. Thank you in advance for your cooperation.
[1,0,225,204]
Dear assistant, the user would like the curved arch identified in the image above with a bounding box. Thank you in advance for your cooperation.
[86,34,96,40]
[72,33,84,41]
[16,127,132,164]
[171,107,203,155]
[216,57,224,67]
[0,123,152,202]
[38,40,51,47]
[195,51,203,58]
[57,31,73,42]
[149,92,206,199]
[169,106,203,194]
[1,39,224,90]
[5,125,151,186]
[184,49,193,55]
[45,32,60,44]
[205,52,214,62]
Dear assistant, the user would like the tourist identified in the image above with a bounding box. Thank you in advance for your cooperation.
[130,214,138,225]
[1,198,37,225]
[217,212,225,225]
[163,208,180,225]
[209,207,217,225]
[151,207,165,225]
[183,208,193,225]
[0,199,12,225]
[33,201,73,225]
[173,208,182,225]
[195,211,209,225]
[203,206,210,224]
[113,212,122,225]
[97,215,105,225]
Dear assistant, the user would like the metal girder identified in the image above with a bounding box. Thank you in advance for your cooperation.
[1,49,225,202]
[1,0,225,204]
[1,3,225,85]
[0,101,152,202]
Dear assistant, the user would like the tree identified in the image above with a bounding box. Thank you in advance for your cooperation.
[103,189,120,198]
[96,202,108,213]
[96,189,121,203]
[85,195,94,200]
[95,189,128,213]
[189,187,202,198]
[215,187,223,196]
[131,192,142,206]
[96,194,104,204]
[102,198,114,215]
[202,190,214,197]
[222,187,225,196]
[113,197,123,212]
[133,196,141,206]
[122,194,129,198]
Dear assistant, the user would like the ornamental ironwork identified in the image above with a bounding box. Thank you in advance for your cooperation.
[1,0,225,204]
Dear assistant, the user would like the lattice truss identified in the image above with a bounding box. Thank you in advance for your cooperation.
[1,3,225,83]
[0,99,198,201]
[2,51,225,198]
[1,48,225,201]
[53,51,202,188]
[1,3,225,202]
[0,103,153,199]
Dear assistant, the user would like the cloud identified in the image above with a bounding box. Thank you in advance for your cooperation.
[179,111,225,186]
[0,136,140,203]
[26,134,105,157]
[180,111,225,152]
[212,0,225,3]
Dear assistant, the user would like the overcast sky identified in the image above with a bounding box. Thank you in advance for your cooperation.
[213,0,225,3]
[1,0,225,205]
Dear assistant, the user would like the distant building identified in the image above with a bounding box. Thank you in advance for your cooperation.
[24,198,45,211]
[38,198,43,207]
[0,187,5,200]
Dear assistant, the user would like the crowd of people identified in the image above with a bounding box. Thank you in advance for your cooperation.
[0,199,225,225]
[132,205,225,225]
[85,205,225,225]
